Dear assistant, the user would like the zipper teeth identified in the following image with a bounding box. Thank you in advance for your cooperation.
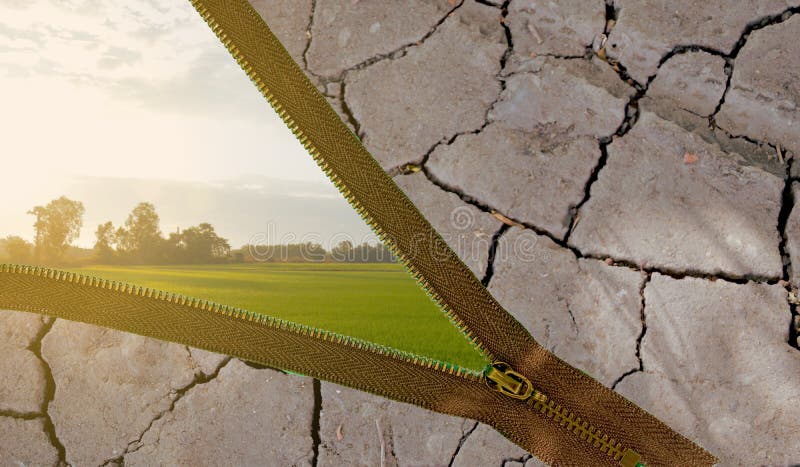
[0,263,482,381]
[529,393,630,462]
[188,0,494,363]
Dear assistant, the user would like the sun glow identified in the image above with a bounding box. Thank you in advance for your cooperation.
[0,0,371,247]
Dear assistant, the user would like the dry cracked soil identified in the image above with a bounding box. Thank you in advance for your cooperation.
[3,1,800,466]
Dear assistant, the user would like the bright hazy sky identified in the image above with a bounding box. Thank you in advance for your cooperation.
[0,0,373,248]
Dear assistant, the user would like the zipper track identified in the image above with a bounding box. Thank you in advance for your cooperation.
[527,390,636,464]
[188,0,494,363]
[0,263,483,381]
[187,2,653,465]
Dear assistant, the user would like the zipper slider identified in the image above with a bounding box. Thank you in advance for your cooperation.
[484,361,534,400]
[619,449,644,467]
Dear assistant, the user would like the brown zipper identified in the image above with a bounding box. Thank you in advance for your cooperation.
[0,0,717,465]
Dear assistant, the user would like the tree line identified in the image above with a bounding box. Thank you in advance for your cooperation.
[240,239,395,264]
[1,196,395,265]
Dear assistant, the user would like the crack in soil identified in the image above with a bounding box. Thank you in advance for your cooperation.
[100,357,233,466]
[611,272,650,390]
[419,158,779,285]
[559,8,799,288]
[708,6,800,125]
[716,126,784,154]
[307,0,465,84]
[401,122,490,175]
[776,157,800,350]
[603,0,618,36]
[303,0,467,144]
[310,379,322,467]
[339,81,364,139]
[29,318,68,466]
[482,224,510,287]
[560,36,684,245]
[501,454,532,466]
[563,139,611,244]
[300,0,317,72]
[497,0,513,71]
[447,420,479,467]
[382,419,399,466]
[387,0,513,174]
[0,410,42,420]
[565,299,579,337]
[474,0,502,9]
[240,358,288,373]
[586,254,782,285]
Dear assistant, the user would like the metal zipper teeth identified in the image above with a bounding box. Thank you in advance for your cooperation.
[188,0,494,363]
[526,390,638,465]
[188,3,643,465]
[0,263,483,382]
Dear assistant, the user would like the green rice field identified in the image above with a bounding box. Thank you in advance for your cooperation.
[74,263,488,370]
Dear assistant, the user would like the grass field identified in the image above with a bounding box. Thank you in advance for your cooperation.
[74,263,488,370]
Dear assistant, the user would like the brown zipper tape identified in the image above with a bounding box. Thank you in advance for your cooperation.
[0,1,717,465]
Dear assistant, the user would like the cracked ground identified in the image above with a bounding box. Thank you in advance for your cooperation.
[3,0,800,465]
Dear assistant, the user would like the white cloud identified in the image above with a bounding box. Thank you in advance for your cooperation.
[0,0,258,116]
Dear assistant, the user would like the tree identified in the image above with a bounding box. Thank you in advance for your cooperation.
[351,242,395,263]
[298,242,326,262]
[28,196,85,263]
[162,229,184,263]
[3,236,33,264]
[178,223,231,263]
[93,221,117,263]
[330,240,354,262]
[115,202,164,263]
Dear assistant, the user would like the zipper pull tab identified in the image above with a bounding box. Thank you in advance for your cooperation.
[484,361,534,400]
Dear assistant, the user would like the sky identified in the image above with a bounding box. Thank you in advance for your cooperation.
[0,0,374,248]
